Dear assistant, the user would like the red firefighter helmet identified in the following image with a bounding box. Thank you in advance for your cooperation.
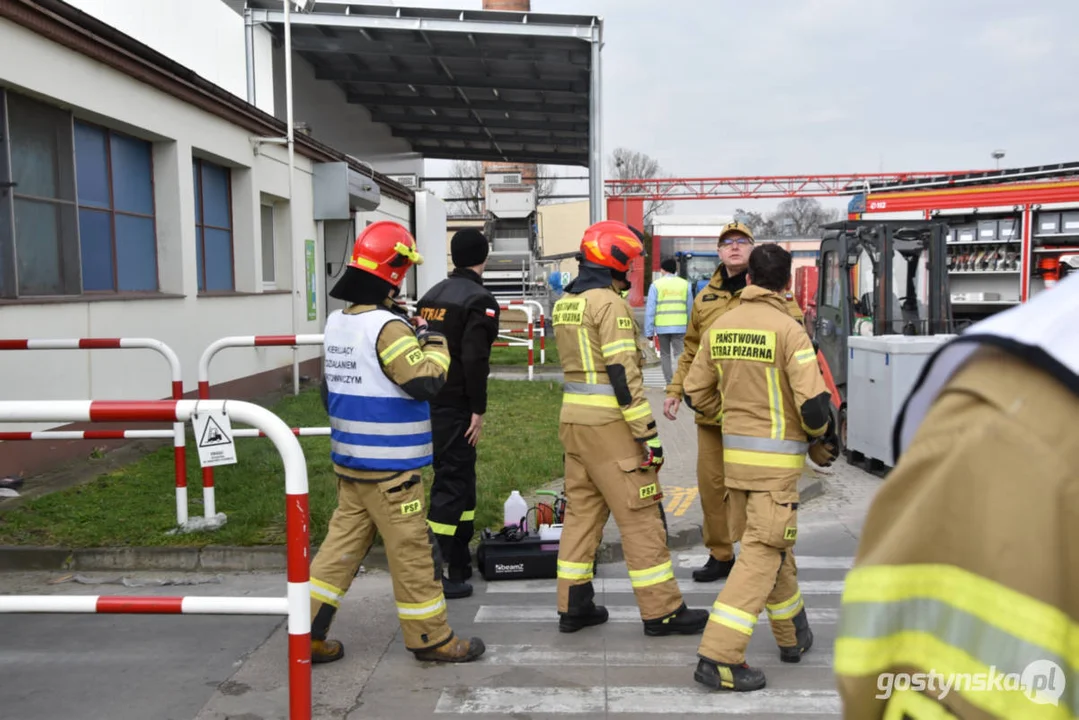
[346,221,423,286]
[579,220,646,273]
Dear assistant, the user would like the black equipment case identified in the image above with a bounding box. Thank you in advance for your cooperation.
[475,528,559,581]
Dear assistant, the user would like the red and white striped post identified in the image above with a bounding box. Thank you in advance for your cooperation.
[0,338,188,526]
[197,335,324,521]
[0,399,312,720]
[511,299,545,364]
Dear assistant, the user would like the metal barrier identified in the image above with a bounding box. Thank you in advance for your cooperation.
[198,335,324,523]
[0,399,312,720]
[0,338,189,526]
[494,303,536,380]
[502,299,546,364]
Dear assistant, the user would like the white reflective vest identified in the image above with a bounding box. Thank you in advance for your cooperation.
[652,274,690,329]
[893,272,1079,459]
[323,308,434,473]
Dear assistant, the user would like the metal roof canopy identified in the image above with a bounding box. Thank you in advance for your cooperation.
[244,1,605,221]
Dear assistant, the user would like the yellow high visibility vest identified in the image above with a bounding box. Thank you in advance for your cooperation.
[652,274,689,328]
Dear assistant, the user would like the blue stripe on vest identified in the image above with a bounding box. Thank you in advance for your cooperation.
[327,393,431,424]
[330,452,433,472]
[329,430,432,448]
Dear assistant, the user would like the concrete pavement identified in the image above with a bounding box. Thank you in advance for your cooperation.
[0,459,882,719]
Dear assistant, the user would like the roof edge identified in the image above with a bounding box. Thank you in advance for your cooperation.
[0,0,415,204]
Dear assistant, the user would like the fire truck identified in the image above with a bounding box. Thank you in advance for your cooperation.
[847,162,1079,323]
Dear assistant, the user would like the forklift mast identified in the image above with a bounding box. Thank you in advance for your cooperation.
[812,219,957,416]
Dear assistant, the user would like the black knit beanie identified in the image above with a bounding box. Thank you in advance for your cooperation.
[451,229,490,268]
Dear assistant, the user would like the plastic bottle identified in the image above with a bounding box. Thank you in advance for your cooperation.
[504,490,529,532]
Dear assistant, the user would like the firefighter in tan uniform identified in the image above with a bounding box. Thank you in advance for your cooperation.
[836,273,1079,719]
[664,222,806,584]
[683,243,836,691]
[308,221,485,665]
[552,220,710,636]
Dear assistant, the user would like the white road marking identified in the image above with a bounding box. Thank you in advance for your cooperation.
[479,644,835,669]
[435,686,841,714]
[482,578,845,595]
[473,605,839,624]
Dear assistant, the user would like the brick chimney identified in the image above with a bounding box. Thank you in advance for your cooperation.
[481,0,535,197]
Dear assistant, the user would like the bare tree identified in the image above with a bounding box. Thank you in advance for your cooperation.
[607,147,672,224]
[767,197,841,237]
[733,208,779,238]
[445,159,484,217]
[534,165,557,206]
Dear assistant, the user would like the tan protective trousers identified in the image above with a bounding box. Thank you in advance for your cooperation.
[557,421,684,621]
[697,472,804,664]
[308,471,453,653]
[698,425,736,562]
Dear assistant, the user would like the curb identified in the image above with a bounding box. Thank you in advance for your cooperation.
[0,478,827,574]
[0,543,392,574]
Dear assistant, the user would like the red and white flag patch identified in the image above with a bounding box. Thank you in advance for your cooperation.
[485,308,496,317]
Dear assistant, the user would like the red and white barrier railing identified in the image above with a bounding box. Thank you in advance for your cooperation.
[494,303,535,380]
[499,299,546,364]
[198,335,324,524]
[0,338,189,527]
[0,399,312,720]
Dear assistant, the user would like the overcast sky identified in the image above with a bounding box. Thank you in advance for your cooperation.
[377,0,1079,216]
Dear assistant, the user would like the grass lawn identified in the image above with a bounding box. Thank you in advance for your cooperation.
[489,342,560,367]
[0,379,565,548]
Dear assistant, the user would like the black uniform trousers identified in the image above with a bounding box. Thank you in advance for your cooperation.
[427,405,477,578]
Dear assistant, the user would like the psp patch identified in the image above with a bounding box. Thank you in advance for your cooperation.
[617,317,634,330]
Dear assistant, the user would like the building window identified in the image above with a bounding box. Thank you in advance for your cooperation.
[260,203,276,288]
[0,90,159,299]
[74,122,158,292]
[6,92,79,297]
[193,158,234,292]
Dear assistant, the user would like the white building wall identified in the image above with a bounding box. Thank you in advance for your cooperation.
[0,16,325,430]
[64,0,277,114]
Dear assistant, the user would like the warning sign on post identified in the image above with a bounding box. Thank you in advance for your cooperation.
[193,408,238,468]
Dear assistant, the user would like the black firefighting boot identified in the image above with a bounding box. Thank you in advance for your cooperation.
[643,603,709,636]
[413,635,486,663]
[779,607,814,663]
[441,574,473,599]
[559,583,609,633]
[694,657,767,692]
[311,638,344,664]
[692,555,736,582]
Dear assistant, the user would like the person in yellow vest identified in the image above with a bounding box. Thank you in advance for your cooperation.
[682,242,836,691]
[645,257,693,385]
[551,220,710,637]
[835,272,1079,718]
[664,222,805,584]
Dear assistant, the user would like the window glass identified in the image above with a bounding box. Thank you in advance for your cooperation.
[261,204,275,284]
[821,250,841,308]
[74,123,110,209]
[115,214,157,291]
[14,199,63,295]
[78,208,114,291]
[110,133,153,215]
[194,158,233,291]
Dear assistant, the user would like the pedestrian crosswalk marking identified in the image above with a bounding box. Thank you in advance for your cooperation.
[482,578,845,595]
[478,645,835,669]
[434,686,842,715]
[675,554,854,570]
[642,365,666,388]
[473,605,839,624]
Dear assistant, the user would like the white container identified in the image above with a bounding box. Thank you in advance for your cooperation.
[504,490,529,532]
[846,334,957,467]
